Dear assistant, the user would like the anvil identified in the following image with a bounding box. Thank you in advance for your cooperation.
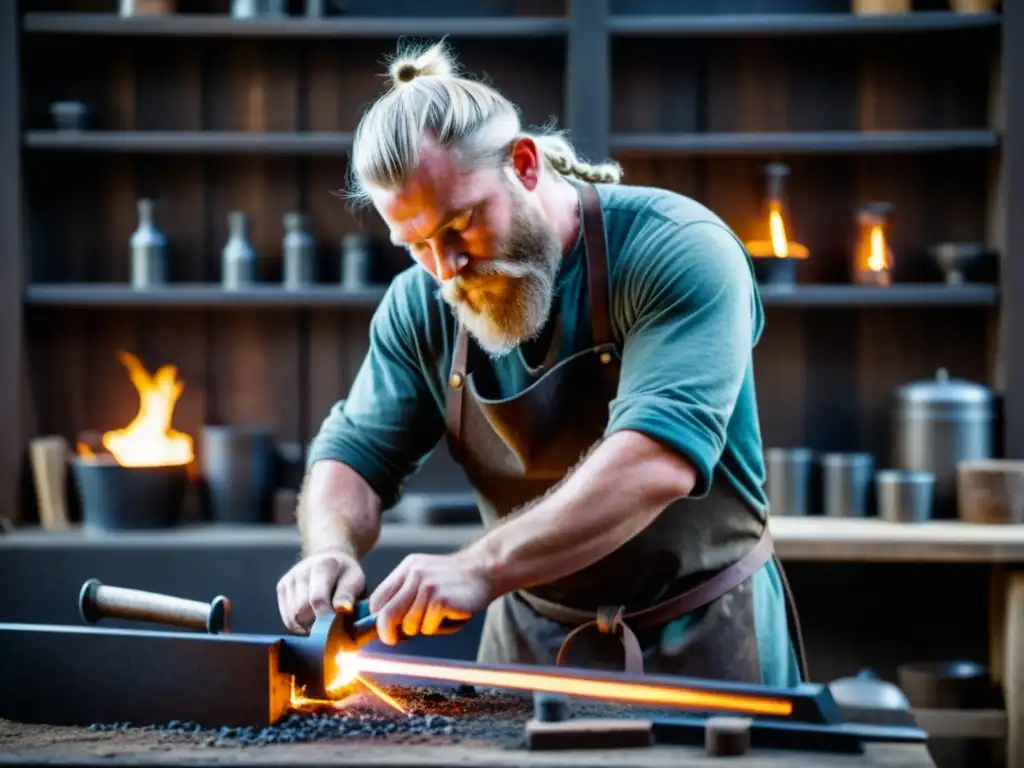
[0,579,926,753]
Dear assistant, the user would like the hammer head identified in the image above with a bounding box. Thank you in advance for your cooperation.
[285,603,379,701]
[285,601,468,700]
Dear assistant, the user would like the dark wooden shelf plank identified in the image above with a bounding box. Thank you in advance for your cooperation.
[24,284,387,309]
[24,130,1000,156]
[21,12,568,38]
[609,11,1001,37]
[757,284,998,307]
[24,283,997,309]
[611,130,999,155]
[23,131,355,154]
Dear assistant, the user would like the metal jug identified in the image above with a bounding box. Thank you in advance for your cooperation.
[891,369,996,520]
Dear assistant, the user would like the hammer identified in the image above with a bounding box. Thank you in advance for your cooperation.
[289,600,469,698]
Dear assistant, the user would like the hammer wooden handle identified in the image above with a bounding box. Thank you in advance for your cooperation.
[78,579,231,634]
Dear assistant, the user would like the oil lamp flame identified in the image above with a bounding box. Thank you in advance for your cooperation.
[745,164,809,261]
[768,203,791,258]
[867,224,888,271]
[853,202,894,286]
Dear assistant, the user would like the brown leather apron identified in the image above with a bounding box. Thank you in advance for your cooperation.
[444,182,808,683]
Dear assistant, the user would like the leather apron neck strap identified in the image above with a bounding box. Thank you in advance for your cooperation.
[445,182,611,456]
[577,182,614,348]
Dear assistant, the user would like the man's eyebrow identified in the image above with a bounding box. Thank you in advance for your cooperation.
[390,208,471,247]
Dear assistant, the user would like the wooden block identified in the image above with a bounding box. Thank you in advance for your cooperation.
[705,716,752,757]
[525,718,653,751]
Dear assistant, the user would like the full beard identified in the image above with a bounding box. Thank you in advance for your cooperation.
[439,201,562,358]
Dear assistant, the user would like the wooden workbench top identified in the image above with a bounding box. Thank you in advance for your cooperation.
[0,720,936,767]
[3,516,1024,563]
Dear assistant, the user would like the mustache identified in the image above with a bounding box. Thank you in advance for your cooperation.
[443,260,539,295]
[461,259,537,280]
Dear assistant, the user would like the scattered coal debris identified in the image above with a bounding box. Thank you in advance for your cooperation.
[84,685,536,749]
[84,684,670,750]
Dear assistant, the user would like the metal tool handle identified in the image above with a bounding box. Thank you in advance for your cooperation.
[78,578,231,634]
[351,601,468,645]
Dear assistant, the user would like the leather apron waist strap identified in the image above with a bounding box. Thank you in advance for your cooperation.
[515,524,775,676]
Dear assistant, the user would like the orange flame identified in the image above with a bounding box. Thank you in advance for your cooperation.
[329,652,793,718]
[866,224,889,272]
[78,351,194,468]
[745,200,809,260]
[290,675,406,715]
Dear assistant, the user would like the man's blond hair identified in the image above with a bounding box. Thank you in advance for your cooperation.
[345,39,623,206]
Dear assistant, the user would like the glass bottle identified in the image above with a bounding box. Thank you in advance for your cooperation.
[222,211,256,290]
[852,202,894,287]
[282,212,316,290]
[130,198,167,289]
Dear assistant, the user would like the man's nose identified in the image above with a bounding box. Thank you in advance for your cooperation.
[434,248,468,282]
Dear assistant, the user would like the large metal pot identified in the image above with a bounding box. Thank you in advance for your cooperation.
[891,368,996,520]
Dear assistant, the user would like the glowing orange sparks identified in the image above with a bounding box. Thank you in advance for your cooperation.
[290,674,406,716]
[330,652,793,718]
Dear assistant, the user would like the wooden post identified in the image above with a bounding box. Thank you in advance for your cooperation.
[566,0,610,164]
[1004,571,1024,768]
[1002,0,1024,459]
[0,0,24,525]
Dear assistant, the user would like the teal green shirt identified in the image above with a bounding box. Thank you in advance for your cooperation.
[307,183,801,688]
[308,183,767,512]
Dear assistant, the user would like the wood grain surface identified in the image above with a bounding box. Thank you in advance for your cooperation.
[0,719,936,768]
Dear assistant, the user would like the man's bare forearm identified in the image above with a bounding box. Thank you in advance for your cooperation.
[297,460,383,559]
[464,430,699,598]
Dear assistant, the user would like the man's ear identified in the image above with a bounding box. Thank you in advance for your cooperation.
[510,137,541,192]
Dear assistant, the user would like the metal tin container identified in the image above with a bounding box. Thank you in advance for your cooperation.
[876,469,935,523]
[821,452,874,518]
[765,447,815,516]
[891,369,995,520]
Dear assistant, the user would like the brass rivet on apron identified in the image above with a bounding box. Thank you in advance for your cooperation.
[450,372,464,388]
[599,352,612,365]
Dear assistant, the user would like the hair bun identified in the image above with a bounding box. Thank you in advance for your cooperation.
[388,41,455,87]
[394,63,420,84]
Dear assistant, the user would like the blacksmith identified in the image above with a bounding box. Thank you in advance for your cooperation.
[276,41,807,688]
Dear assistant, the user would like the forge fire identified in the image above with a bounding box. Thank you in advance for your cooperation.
[76,350,193,468]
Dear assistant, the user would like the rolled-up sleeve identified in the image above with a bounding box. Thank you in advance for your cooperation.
[306,276,446,510]
[604,220,758,498]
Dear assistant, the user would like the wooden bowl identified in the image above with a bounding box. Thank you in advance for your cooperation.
[853,0,911,13]
[957,459,1024,525]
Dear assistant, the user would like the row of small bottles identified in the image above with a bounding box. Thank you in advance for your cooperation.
[130,199,373,290]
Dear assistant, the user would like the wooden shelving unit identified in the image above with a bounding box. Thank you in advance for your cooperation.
[23,282,1000,309]
[2,0,1021,534]
[23,131,357,153]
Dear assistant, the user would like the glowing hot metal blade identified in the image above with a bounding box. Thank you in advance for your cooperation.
[332,652,841,723]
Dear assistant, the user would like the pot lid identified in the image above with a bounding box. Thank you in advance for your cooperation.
[895,368,993,405]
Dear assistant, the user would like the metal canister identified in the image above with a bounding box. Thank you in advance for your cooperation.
[341,233,372,289]
[282,211,316,290]
[821,452,874,518]
[129,198,166,289]
[891,368,995,520]
[765,447,815,516]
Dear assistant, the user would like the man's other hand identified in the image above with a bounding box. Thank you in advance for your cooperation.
[368,552,494,645]
[276,549,366,634]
